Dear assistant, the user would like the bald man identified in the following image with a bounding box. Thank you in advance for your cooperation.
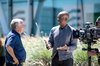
[45,11,77,66]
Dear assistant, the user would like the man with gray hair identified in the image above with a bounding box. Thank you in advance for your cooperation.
[5,18,26,66]
[44,11,77,66]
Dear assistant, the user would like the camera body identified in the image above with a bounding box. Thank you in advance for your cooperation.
[73,22,100,44]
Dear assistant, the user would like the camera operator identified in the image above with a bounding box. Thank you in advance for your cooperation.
[87,16,100,56]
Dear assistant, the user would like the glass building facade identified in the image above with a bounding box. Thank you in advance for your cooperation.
[0,0,100,36]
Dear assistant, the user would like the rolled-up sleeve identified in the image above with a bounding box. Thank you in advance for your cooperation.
[6,35,16,49]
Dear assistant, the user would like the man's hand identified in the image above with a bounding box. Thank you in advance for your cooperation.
[13,57,19,65]
[44,40,51,50]
[6,45,19,65]
[57,44,69,51]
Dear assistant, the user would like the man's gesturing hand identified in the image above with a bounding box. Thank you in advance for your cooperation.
[44,40,51,50]
[57,44,69,51]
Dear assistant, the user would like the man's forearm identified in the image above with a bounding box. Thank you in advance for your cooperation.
[6,46,17,60]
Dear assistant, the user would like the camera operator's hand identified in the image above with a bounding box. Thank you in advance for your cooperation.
[87,50,96,56]
[57,44,69,51]
[44,40,51,50]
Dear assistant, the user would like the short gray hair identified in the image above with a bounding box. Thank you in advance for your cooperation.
[57,11,69,18]
[10,18,24,30]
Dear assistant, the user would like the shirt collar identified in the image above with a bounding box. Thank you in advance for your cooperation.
[59,24,68,30]
[12,30,21,37]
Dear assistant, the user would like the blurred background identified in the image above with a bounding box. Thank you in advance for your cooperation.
[0,0,100,66]
[0,0,100,36]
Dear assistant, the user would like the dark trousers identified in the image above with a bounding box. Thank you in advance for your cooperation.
[6,62,23,66]
[0,56,5,66]
[51,53,73,66]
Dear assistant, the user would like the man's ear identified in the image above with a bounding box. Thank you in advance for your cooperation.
[57,17,60,22]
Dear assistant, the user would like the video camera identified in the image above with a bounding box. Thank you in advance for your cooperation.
[73,22,100,66]
[73,22,100,44]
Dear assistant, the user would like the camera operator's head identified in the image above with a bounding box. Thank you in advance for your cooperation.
[57,11,69,28]
[96,16,100,28]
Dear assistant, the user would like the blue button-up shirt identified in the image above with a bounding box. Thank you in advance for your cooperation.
[5,30,26,63]
[48,24,77,61]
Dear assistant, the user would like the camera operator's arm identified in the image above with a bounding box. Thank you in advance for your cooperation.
[88,50,100,56]
[87,51,96,56]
